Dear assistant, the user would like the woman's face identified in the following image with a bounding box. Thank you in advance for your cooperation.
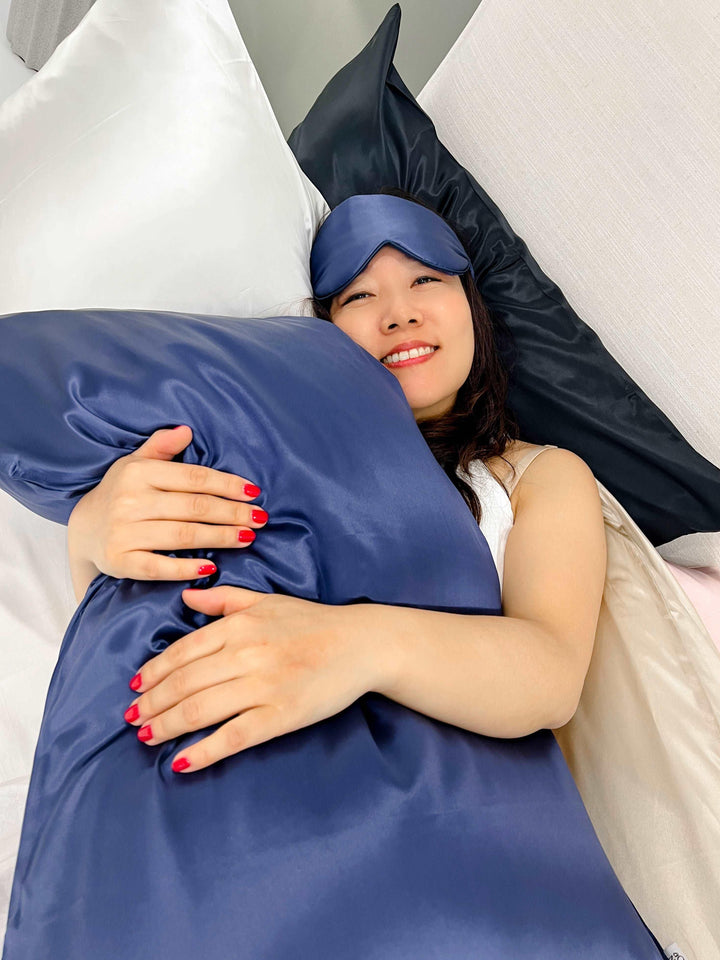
[328,245,475,422]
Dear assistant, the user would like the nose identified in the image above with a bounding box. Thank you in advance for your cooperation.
[382,293,424,333]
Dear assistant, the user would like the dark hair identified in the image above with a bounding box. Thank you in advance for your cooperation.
[306,186,521,525]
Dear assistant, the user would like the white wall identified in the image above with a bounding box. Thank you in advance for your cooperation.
[229,0,481,137]
[1,1,481,128]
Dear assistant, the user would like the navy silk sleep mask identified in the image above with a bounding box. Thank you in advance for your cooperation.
[310,193,475,301]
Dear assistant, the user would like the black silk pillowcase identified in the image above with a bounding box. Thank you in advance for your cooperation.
[287,2,720,549]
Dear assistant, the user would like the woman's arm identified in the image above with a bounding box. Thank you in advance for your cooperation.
[355,449,607,739]
[69,555,100,605]
[118,450,606,771]
[68,498,101,603]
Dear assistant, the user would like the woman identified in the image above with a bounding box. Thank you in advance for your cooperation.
[66,188,607,772]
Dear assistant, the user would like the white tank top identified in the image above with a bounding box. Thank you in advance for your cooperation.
[457,445,559,594]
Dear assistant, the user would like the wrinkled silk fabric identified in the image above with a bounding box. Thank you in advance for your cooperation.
[552,481,720,960]
[0,308,666,958]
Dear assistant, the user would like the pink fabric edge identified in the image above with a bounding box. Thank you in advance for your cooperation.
[663,560,720,654]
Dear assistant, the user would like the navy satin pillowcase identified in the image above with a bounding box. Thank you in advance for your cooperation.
[0,307,500,613]
[0,311,671,957]
[287,2,720,548]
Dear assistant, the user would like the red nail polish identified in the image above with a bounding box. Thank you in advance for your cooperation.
[138,725,153,742]
[244,483,261,498]
[238,529,256,542]
[129,673,142,691]
[197,563,217,575]
[124,703,140,723]
[172,756,191,772]
[251,509,268,524]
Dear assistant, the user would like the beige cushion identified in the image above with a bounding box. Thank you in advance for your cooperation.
[417,0,720,571]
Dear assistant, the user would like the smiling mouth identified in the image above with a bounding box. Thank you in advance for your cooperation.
[381,346,439,368]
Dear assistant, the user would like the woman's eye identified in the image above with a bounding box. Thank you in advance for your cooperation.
[341,276,438,306]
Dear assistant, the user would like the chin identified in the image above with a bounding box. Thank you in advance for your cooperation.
[401,380,458,420]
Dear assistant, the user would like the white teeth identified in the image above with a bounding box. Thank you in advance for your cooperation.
[382,346,437,365]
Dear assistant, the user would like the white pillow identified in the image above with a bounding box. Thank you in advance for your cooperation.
[0,0,328,937]
[0,0,328,319]
[417,0,720,572]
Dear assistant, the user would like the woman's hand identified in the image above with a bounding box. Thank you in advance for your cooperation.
[122,585,382,774]
[67,425,268,582]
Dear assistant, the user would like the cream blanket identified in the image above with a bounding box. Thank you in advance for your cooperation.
[553,481,720,960]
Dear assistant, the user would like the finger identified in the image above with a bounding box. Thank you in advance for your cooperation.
[128,617,233,694]
[132,678,262,749]
[110,549,221,582]
[143,460,263,504]
[129,491,269,534]
[170,703,285,773]
[112,550,222,582]
[116,514,266,551]
[130,425,193,462]
[108,500,270,580]
[126,655,258,737]
[181,585,271,617]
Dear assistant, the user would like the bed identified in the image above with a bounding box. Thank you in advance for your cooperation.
[0,0,718,957]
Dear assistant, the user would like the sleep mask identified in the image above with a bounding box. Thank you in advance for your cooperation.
[310,193,475,301]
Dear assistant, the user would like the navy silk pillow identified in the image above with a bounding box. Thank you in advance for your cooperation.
[0,307,666,958]
[0,307,498,610]
[287,2,720,548]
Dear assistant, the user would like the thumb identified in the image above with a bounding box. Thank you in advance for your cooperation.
[182,585,268,616]
[132,424,193,462]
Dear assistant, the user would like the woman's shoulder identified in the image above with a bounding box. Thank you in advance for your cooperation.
[483,438,548,486]
[484,439,574,520]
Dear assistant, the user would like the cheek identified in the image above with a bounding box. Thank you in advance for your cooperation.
[454,312,475,371]
[335,320,375,356]
[331,317,376,355]
[447,302,474,346]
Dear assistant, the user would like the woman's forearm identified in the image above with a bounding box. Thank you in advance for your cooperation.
[68,541,100,603]
[347,602,578,739]
[67,509,100,604]
[69,554,100,605]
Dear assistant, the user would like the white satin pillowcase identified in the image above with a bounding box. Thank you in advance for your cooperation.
[0,0,328,935]
[0,0,328,318]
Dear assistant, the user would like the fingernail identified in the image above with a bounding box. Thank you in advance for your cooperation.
[251,510,268,524]
[244,483,261,498]
[238,529,256,542]
[197,563,217,576]
[124,703,140,723]
[129,673,142,691]
[138,725,153,742]
[172,756,191,772]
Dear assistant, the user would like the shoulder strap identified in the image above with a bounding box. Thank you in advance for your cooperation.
[505,445,559,499]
